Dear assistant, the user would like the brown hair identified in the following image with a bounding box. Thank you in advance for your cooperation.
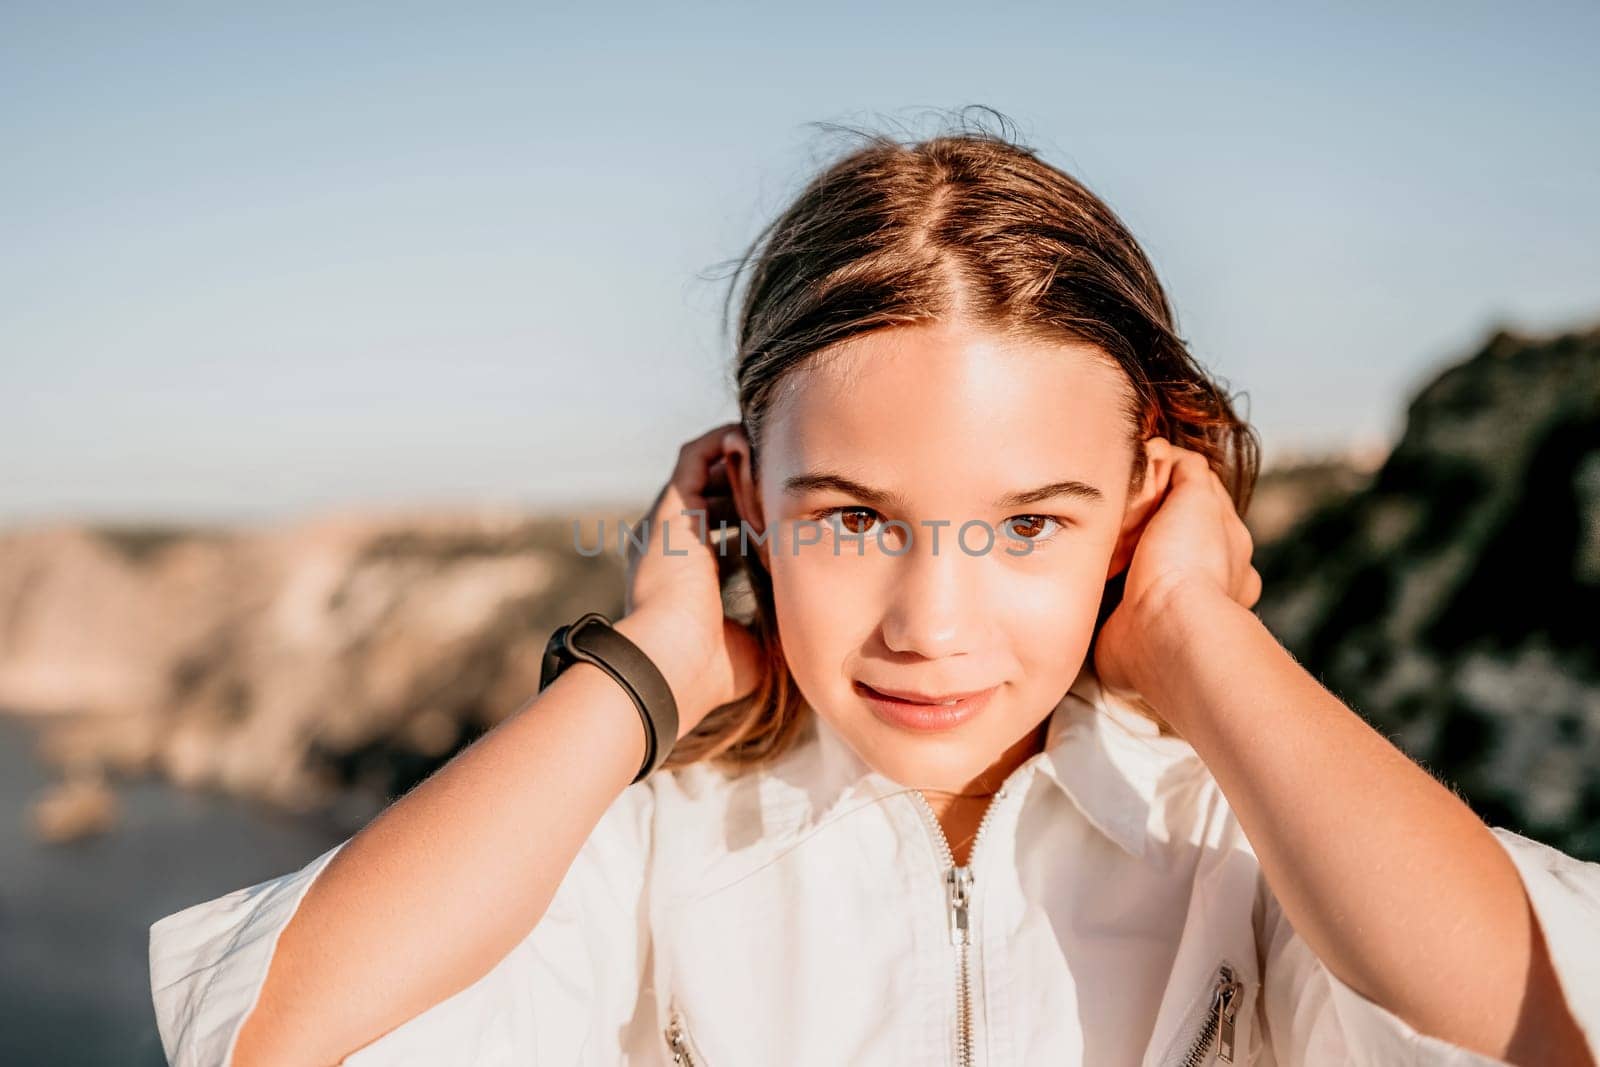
[665,107,1259,770]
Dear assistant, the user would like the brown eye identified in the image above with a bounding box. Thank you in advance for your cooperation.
[835,507,879,535]
[1006,515,1061,540]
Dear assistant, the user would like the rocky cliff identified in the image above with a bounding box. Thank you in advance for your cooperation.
[1253,323,1600,860]
[0,511,630,833]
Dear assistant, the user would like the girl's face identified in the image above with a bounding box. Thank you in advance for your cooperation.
[729,320,1162,793]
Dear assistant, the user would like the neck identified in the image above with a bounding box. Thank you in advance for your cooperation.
[921,717,1050,866]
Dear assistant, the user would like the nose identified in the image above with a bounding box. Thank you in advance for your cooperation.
[878,528,987,659]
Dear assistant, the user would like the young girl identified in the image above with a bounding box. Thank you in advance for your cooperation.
[150,118,1600,1067]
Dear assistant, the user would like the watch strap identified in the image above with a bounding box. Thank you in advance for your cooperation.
[539,611,680,783]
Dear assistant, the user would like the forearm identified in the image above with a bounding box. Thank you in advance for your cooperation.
[233,610,690,1067]
[1129,581,1590,1065]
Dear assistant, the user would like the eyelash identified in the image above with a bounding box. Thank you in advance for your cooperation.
[810,506,1070,546]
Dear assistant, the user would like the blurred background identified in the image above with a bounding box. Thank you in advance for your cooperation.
[3,3,1598,1063]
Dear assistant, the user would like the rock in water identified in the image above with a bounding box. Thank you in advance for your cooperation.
[27,773,120,844]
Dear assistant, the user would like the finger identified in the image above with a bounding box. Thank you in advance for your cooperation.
[1143,436,1174,465]
[667,422,744,502]
[702,497,743,545]
[702,456,733,497]
[1171,450,1234,515]
[668,425,736,492]
[650,425,741,532]
[1162,449,1211,496]
[680,474,739,535]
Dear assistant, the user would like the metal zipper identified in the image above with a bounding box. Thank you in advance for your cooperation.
[664,1006,707,1066]
[911,782,1016,1067]
[1172,962,1244,1066]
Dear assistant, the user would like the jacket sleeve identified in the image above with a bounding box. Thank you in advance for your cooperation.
[1254,825,1600,1066]
[149,777,657,1067]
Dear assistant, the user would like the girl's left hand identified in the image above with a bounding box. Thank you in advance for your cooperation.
[1093,440,1262,710]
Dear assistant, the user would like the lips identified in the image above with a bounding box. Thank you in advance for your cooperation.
[857,682,994,705]
[854,680,1001,733]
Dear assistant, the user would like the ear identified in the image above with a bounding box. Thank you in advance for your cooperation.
[720,426,770,569]
[1106,436,1176,580]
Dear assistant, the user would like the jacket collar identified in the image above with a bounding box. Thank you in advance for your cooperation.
[799,662,1198,860]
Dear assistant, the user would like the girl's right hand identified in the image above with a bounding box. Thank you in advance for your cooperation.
[616,422,765,738]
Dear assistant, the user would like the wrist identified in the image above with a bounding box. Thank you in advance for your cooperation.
[613,609,716,737]
[1123,578,1241,707]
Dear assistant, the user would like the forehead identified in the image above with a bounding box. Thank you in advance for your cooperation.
[763,322,1136,502]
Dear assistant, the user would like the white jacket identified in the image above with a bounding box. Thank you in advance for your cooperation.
[149,665,1600,1066]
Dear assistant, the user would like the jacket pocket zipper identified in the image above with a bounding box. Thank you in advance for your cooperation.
[664,1006,708,1066]
[1171,961,1244,1066]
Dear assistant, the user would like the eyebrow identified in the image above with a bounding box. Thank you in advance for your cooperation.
[782,472,1105,510]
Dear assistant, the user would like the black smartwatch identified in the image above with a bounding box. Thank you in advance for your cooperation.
[539,611,680,783]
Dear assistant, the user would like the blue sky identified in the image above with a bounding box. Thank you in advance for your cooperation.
[4,3,1597,522]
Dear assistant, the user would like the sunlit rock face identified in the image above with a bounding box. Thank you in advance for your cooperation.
[1253,324,1600,860]
[0,511,630,827]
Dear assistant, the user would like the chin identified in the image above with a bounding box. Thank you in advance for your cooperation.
[838,710,1037,792]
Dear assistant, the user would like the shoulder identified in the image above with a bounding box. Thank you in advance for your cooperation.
[1160,751,1255,856]
[1083,699,1258,866]
[653,708,841,817]
[631,715,865,889]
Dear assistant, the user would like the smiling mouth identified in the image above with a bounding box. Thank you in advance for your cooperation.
[853,680,1001,732]
[855,682,990,706]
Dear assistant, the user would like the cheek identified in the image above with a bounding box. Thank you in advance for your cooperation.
[767,544,870,687]
[989,523,1124,676]
[998,558,1106,662]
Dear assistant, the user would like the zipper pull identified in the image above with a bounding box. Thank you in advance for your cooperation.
[665,1014,687,1064]
[1217,972,1243,1063]
[946,866,973,946]
[665,1012,702,1066]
